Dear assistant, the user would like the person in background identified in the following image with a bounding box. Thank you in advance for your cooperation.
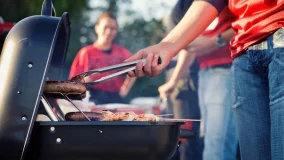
[0,17,14,53]
[189,7,237,160]
[158,0,203,160]
[126,0,284,160]
[69,12,136,105]
[160,1,237,159]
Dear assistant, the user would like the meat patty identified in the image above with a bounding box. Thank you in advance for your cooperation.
[43,81,87,95]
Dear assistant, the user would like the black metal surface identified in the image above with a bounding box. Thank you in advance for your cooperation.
[0,0,70,159]
[44,92,84,100]
[41,0,54,16]
[25,121,183,160]
[47,12,70,81]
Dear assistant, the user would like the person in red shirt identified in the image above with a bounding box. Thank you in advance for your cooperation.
[190,8,237,160]
[126,0,284,159]
[0,17,14,54]
[162,7,238,160]
[70,12,136,105]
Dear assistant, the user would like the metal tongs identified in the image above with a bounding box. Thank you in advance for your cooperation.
[44,58,154,100]
[71,58,161,85]
[43,58,161,122]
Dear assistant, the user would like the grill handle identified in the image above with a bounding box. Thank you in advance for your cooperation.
[41,0,56,16]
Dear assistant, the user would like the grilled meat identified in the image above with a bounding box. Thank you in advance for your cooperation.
[43,81,87,95]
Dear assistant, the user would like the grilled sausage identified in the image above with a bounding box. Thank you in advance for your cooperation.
[65,112,103,121]
[43,81,87,94]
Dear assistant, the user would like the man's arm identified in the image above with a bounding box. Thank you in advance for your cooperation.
[158,27,234,98]
[126,0,227,77]
[158,49,195,99]
[187,28,235,56]
[162,1,219,55]
[196,0,227,13]
[168,50,195,82]
[119,76,136,98]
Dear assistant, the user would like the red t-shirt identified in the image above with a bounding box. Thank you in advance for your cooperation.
[229,0,284,58]
[69,44,132,92]
[197,7,235,69]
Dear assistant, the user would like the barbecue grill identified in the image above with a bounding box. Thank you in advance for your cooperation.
[0,1,194,159]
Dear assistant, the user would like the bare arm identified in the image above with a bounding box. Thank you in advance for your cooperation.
[158,50,196,98]
[187,28,235,56]
[222,28,235,43]
[158,27,234,98]
[161,1,219,56]
[126,1,218,77]
[119,76,136,98]
[169,50,195,82]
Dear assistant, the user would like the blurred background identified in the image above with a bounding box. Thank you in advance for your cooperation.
[0,0,177,103]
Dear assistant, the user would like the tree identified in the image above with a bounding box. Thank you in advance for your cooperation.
[115,18,166,101]
[0,0,90,83]
[0,0,88,22]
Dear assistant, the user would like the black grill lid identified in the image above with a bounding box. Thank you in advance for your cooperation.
[0,0,70,159]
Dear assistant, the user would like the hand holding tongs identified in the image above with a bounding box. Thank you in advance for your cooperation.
[71,58,161,85]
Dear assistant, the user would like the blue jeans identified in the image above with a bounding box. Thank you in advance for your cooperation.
[232,28,284,160]
[199,66,238,160]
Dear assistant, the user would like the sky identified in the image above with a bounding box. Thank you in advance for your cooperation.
[87,0,178,26]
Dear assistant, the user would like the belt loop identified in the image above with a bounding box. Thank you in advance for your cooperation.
[271,27,284,49]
